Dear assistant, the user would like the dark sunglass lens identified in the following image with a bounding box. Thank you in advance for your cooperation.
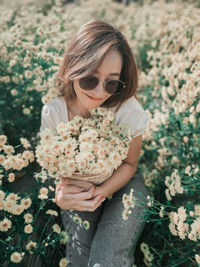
[105,80,124,95]
[79,76,98,90]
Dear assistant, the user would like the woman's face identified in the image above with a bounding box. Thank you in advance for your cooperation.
[72,49,123,110]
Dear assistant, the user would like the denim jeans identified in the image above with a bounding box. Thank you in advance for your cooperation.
[61,167,149,267]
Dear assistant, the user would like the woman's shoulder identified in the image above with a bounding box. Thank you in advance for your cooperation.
[40,95,68,133]
[117,96,145,113]
[41,95,68,119]
[113,96,149,137]
[42,95,64,112]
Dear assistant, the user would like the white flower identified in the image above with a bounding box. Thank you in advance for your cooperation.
[0,190,5,201]
[58,159,75,177]
[8,173,15,182]
[39,187,48,195]
[38,187,49,199]
[109,152,121,167]
[165,188,172,201]
[83,220,90,230]
[140,242,149,253]
[23,108,30,115]
[0,218,12,231]
[122,209,131,221]
[24,224,33,234]
[12,204,24,215]
[194,205,200,216]
[59,258,68,267]
[61,139,77,153]
[52,223,61,234]
[106,110,114,121]
[169,222,178,236]
[76,155,88,171]
[24,213,33,224]
[11,89,18,96]
[0,135,7,145]
[26,241,37,253]
[9,59,16,67]
[73,215,82,225]
[195,254,200,265]
[21,198,32,209]
[0,155,5,164]
[6,193,19,202]
[20,137,31,149]
[159,206,164,218]
[10,252,23,263]
[185,165,191,176]
[25,70,33,79]
[188,114,195,124]
[60,231,69,245]
[46,209,58,216]
[79,129,98,142]
[122,189,136,221]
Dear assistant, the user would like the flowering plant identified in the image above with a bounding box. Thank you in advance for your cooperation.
[0,135,34,186]
[36,107,132,184]
[0,136,68,266]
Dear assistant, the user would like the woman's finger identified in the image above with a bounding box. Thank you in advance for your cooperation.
[67,179,94,189]
[79,194,105,211]
[61,177,71,184]
[57,185,85,194]
[60,177,94,190]
[57,182,85,191]
[55,188,105,211]
[62,186,95,200]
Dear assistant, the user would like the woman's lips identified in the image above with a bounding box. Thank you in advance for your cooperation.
[85,94,102,102]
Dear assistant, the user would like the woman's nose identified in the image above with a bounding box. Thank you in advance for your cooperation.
[92,81,106,95]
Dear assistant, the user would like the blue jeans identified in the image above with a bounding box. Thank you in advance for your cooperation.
[61,168,149,267]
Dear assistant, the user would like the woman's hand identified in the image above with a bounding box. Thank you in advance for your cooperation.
[60,177,95,192]
[55,178,105,212]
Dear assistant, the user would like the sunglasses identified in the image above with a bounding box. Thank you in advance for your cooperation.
[79,75,126,95]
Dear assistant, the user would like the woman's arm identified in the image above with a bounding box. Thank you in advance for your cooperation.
[93,134,143,198]
[55,134,143,211]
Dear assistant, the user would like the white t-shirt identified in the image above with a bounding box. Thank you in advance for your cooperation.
[40,95,149,137]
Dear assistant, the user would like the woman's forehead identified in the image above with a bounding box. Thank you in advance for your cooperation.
[96,50,123,74]
[94,70,121,76]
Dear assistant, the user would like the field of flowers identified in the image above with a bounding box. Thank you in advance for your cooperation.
[0,0,199,266]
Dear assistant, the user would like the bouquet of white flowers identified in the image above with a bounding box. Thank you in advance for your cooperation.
[36,107,133,185]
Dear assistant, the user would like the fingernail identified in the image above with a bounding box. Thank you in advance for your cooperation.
[101,198,105,202]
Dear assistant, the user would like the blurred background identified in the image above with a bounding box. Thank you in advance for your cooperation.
[0,0,199,266]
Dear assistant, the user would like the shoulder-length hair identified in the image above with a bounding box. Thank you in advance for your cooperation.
[56,19,139,112]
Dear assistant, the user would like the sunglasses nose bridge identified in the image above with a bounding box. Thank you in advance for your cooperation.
[92,79,107,94]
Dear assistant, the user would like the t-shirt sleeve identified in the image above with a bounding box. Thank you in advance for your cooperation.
[40,98,64,134]
[40,103,57,134]
[114,96,149,138]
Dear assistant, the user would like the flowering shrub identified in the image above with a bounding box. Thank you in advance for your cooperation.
[121,1,200,265]
[0,0,66,145]
[0,0,199,266]
[0,136,68,265]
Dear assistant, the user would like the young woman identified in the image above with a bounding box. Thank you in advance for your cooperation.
[40,19,149,267]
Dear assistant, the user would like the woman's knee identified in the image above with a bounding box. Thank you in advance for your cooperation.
[113,168,149,208]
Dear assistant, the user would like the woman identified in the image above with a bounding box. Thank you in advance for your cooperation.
[40,19,149,267]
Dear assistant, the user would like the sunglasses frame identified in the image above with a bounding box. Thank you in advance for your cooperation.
[78,75,126,96]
